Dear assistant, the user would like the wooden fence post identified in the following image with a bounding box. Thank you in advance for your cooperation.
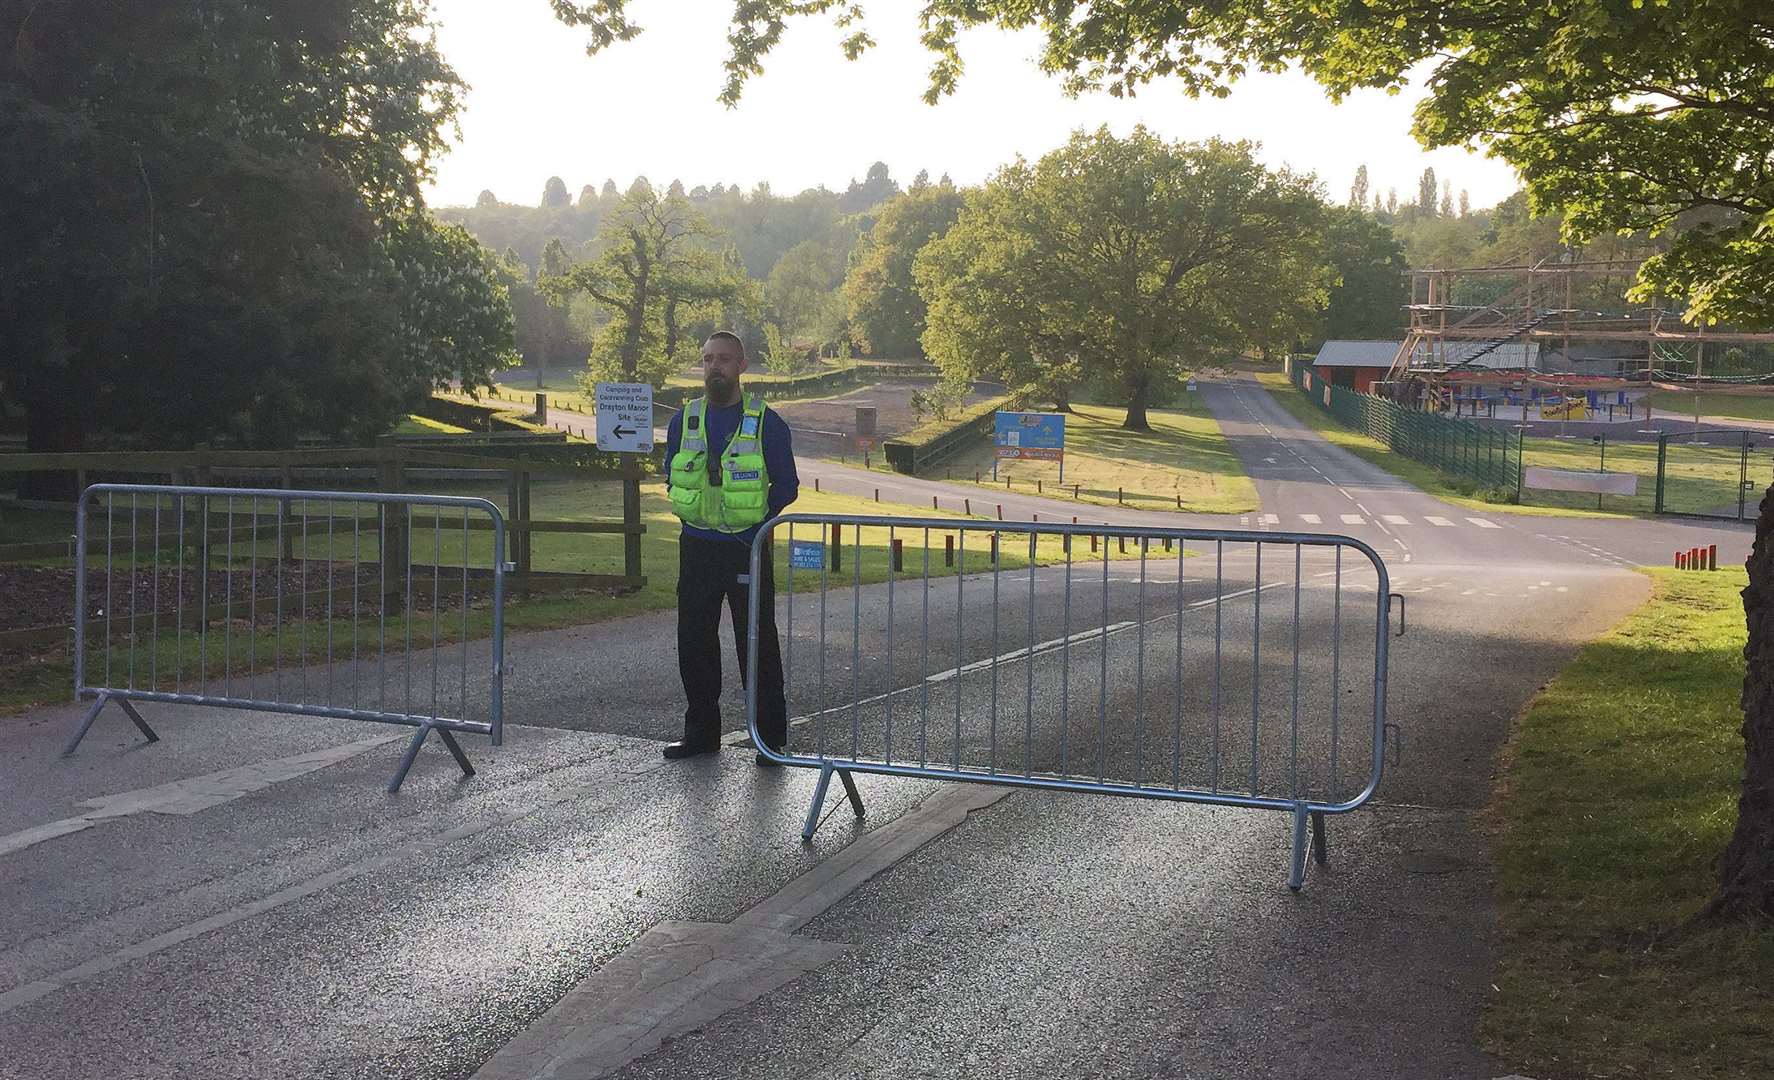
[377,437,408,611]
[622,457,643,585]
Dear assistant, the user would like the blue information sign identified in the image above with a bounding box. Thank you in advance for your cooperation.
[993,411,1066,481]
[789,538,826,571]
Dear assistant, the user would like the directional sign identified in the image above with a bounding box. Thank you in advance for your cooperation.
[789,539,826,571]
[993,411,1065,463]
[595,382,654,453]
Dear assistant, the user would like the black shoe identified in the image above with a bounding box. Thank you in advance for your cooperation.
[663,740,719,760]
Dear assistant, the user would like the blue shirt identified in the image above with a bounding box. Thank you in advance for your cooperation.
[663,397,800,545]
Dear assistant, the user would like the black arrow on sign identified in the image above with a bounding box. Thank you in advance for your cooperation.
[611,425,637,439]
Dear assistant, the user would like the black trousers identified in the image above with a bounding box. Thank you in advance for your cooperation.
[676,533,787,749]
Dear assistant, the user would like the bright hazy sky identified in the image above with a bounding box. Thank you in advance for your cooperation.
[423,1,1520,212]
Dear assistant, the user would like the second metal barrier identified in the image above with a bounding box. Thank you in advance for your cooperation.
[747,514,1402,891]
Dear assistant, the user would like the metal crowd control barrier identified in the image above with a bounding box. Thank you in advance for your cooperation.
[747,514,1403,891]
[68,484,508,792]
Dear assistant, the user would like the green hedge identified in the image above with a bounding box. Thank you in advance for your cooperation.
[883,395,1012,475]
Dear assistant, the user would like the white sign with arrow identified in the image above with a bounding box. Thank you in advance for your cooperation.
[595,382,654,453]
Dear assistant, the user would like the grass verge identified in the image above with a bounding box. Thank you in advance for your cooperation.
[935,397,1260,514]
[1484,567,1774,1078]
[1650,390,1774,424]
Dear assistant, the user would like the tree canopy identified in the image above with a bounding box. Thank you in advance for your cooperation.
[844,181,966,358]
[549,184,750,386]
[915,128,1329,430]
[2,0,517,451]
[556,1,1774,329]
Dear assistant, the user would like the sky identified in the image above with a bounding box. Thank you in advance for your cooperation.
[422,1,1520,212]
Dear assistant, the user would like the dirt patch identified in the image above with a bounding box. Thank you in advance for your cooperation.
[773,380,999,454]
[0,561,488,636]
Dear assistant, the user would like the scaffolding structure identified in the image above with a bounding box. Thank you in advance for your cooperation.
[1387,258,1774,391]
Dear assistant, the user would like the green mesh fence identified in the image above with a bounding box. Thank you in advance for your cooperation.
[1286,361,1521,494]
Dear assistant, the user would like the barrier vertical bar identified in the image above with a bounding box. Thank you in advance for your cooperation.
[1173,544,1185,791]
[884,524,895,765]
[1096,530,1110,782]
[1025,532,1037,778]
[1250,541,1262,795]
[953,529,965,771]
[919,528,930,768]
[129,494,138,690]
[851,517,863,759]
[151,494,162,688]
[1134,538,1146,787]
[1212,541,1223,793]
[1290,545,1302,798]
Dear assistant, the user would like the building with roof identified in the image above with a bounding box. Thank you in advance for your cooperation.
[1310,339,1540,393]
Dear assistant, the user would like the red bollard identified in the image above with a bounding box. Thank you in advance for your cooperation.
[1709,544,1718,571]
[1118,534,1126,554]
[831,522,842,573]
[1090,533,1098,553]
[891,537,904,572]
[944,534,955,566]
[964,498,971,515]
[874,487,880,502]
[996,504,1003,520]
[1692,547,1702,571]
[1676,551,1686,570]
[932,495,939,510]
[814,477,820,493]
[990,534,999,562]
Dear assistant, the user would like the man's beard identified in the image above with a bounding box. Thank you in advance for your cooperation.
[705,373,732,396]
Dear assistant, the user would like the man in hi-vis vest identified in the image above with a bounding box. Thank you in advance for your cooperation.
[661,331,799,763]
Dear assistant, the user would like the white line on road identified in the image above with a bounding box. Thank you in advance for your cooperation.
[1260,513,1280,525]
[0,735,398,859]
[1382,515,1411,525]
[1340,514,1365,525]
[1425,516,1455,527]
[1467,518,1502,529]
[1300,514,1322,525]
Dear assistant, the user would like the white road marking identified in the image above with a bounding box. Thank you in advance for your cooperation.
[1260,513,1280,525]
[1425,516,1455,527]
[1340,514,1365,525]
[0,736,398,858]
[1382,515,1411,525]
[1299,514,1322,524]
[1467,518,1502,529]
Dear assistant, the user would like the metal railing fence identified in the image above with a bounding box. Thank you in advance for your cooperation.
[67,484,508,792]
[1655,429,1770,522]
[747,513,1403,891]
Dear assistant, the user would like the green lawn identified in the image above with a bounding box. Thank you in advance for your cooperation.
[935,397,1259,514]
[1485,567,1774,1079]
[2,479,1146,716]
[390,414,470,435]
[1651,390,1774,424]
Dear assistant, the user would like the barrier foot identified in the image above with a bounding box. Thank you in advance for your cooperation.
[436,728,477,780]
[837,768,865,820]
[801,763,836,841]
[1310,810,1329,866]
[388,723,476,794]
[1288,804,1310,893]
[63,693,159,757]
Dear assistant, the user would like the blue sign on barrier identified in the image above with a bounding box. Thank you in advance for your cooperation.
[789,539,826,570]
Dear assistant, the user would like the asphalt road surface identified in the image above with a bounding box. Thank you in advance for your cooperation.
[0,373,1752,1079]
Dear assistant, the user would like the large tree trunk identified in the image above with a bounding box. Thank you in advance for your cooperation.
[1121,374,1152,431]
[1707,483,1774,922]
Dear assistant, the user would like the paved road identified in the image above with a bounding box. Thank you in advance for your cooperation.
[0,373,1752,1079]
